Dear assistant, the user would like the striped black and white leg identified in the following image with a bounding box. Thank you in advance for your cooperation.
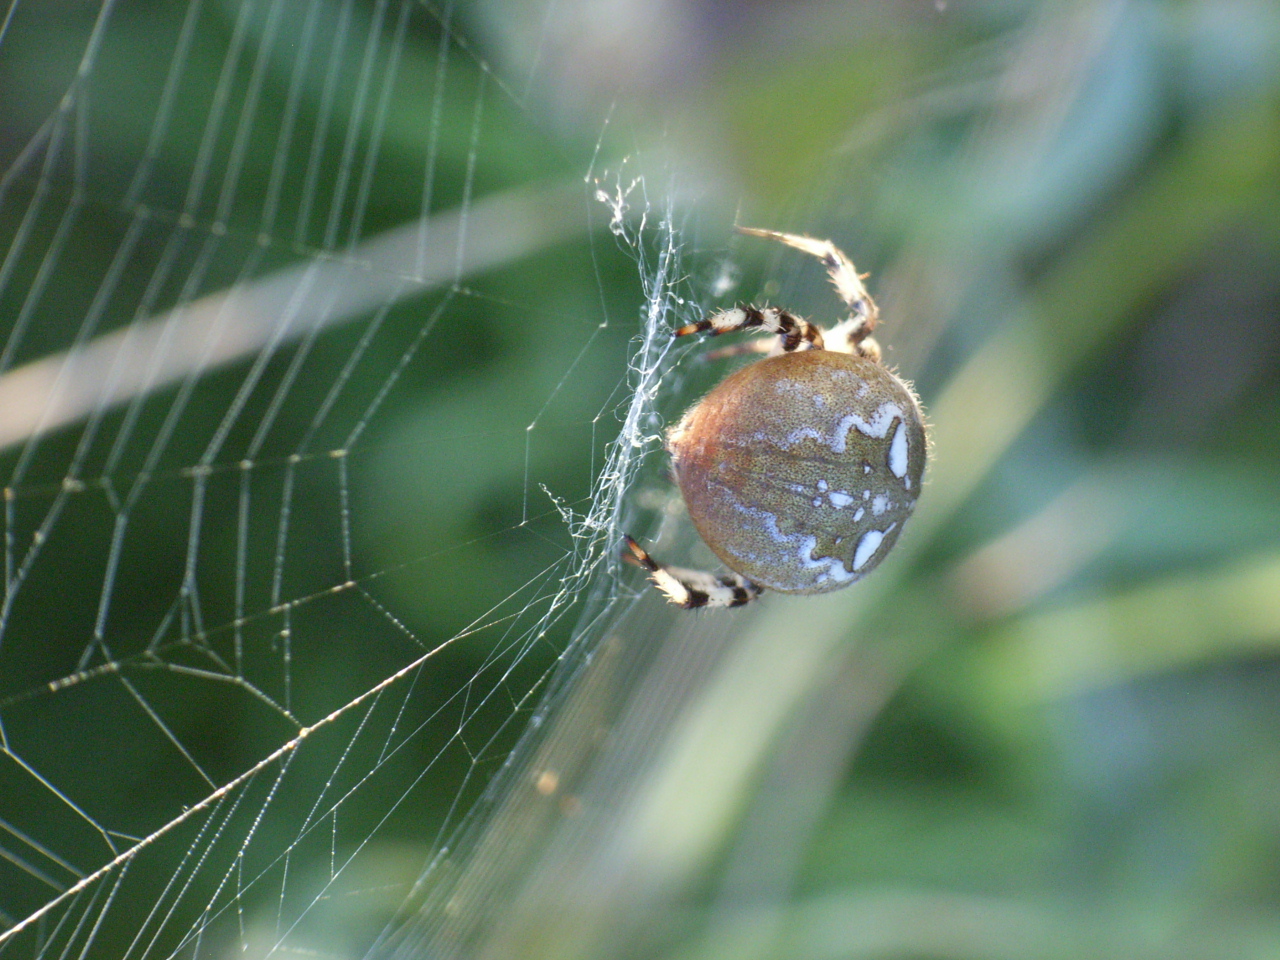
[735,226,882,359]
[623,535,762,609]
[675,305,825,353]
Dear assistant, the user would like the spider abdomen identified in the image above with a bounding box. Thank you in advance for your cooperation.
[667,350,926,594]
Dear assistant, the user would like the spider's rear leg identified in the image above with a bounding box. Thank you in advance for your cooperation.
[698,338,775,363]
[675,305,824,353]
[623,535,762,609]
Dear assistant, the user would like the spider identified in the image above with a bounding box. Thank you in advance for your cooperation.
[625,226,927,608]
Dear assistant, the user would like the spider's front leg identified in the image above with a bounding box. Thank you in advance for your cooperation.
[674,305,825,353]
[623,536,762,609]
[736,226,882,360]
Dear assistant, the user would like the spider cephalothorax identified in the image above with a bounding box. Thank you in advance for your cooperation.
[626,227,926,608]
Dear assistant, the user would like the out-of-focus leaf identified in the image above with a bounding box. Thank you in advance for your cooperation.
[977,551,1280,702]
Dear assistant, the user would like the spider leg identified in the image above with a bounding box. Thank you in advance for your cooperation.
[698,338,775,363]
[623,535,762,609]
[736,226,881,360]
[675,305,824,353]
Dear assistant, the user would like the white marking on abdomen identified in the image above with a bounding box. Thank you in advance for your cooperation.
[888,422,908,478]
[853,525,895,571]
[832,402,904,449]
[780,401,905,453]
[798,536,855,583]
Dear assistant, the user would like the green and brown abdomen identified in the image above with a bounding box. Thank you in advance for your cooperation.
[667,350,926,594]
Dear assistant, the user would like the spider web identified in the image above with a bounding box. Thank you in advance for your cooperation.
[0,1,696,954]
